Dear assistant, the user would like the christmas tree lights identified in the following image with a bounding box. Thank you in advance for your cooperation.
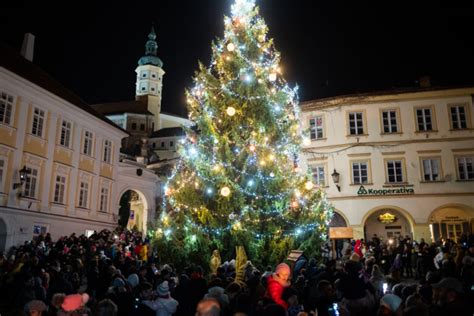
[153,0,333,267]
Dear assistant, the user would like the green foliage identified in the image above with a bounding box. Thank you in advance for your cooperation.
[152,0,333,268]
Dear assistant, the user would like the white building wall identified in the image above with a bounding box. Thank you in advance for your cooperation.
[300,87,474,242]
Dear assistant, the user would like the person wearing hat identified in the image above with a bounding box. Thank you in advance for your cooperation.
[266,263,291,309]
[142,281,179,316]
[431,277,471,316]
[24,300,47,316]
[378,293,403,315]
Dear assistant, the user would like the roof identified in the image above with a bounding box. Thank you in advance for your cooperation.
[160,110,188,119]
[150,127,185,138]
[0,43,128,135]
[300,85,474,109]
[92,100,154,116]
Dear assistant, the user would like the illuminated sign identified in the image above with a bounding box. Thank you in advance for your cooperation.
[377,213,397,224]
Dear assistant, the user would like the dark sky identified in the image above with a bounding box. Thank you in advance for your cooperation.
[2,1,474,117]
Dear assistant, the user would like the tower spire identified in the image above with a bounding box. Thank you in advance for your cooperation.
[145,24,158,56]
[138,24,163,67]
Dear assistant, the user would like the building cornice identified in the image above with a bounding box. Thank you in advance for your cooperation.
[300,87,474,111]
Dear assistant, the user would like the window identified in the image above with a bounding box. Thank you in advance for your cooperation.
[309,116,324,140]
[82,131,93,156]
[0,91,14,125]
[352,162,368,184]
[78,181,89,208]
[152,143,156,149]
[24,167,38,198]
[99,186,109,212]
[170,141,174,147]
[311,165,325,186]
[416,108,433,131]
[421,158,441,181]
[348,112,364,135]
[140,123,145,131]
[161,141,165,148]
[0,159,4,188]
[132,123,137,130]
[31,107,45,137]
[450,105,468,129]
[386,160,404,183]
[382,110,398,133]
[60,120,72,147]
[53,175,66,204]
[457,157,473,180]
[103,140,112,164]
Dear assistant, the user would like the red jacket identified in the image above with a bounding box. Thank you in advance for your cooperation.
[266,275,289,309]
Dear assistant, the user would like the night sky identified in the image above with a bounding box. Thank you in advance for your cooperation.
[2,1,474,117]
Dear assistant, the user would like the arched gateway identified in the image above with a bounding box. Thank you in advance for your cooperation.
[363,208,414,242]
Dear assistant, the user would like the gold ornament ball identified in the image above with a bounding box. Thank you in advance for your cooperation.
[227,43,235,52]
[305,181,314,190]
[226,106,236,116]
[269,73,277,82]
[220,186,231,197]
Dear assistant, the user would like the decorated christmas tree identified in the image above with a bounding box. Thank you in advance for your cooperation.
[153,0,333,268]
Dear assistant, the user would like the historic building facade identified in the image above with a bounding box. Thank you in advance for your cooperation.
[93,27,191,164]
[0,41,158,251]
[300,86,474,243]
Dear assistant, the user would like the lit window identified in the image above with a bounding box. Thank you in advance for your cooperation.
[309,116,324,140]
[53,175,66,204]
[348,112,364,135]
[0,91,14,125]
[31,107,45,137]
[457,157,473,180]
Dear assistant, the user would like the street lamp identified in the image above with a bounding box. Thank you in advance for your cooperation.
[13,166,30,190]
[331,169,341,192]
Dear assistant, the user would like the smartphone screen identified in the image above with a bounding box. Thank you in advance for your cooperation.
[383,283,388,294]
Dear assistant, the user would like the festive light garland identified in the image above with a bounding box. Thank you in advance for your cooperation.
[154,0,334,244]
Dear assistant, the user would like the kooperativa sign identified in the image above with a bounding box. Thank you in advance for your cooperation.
[357,185,414,196]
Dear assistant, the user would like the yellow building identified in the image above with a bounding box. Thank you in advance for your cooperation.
[300,85,474,243]
[0,42,130,251]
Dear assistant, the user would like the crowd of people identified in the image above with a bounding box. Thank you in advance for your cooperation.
[0,228,472,316]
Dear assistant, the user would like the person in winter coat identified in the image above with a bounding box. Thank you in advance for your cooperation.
[266,263,291,309]
[142,281,178,316]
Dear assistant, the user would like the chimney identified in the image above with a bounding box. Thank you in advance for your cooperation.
[20,33,35,62]
[419,76,431,88]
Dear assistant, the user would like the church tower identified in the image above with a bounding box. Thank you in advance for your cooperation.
[135,25,164,132]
